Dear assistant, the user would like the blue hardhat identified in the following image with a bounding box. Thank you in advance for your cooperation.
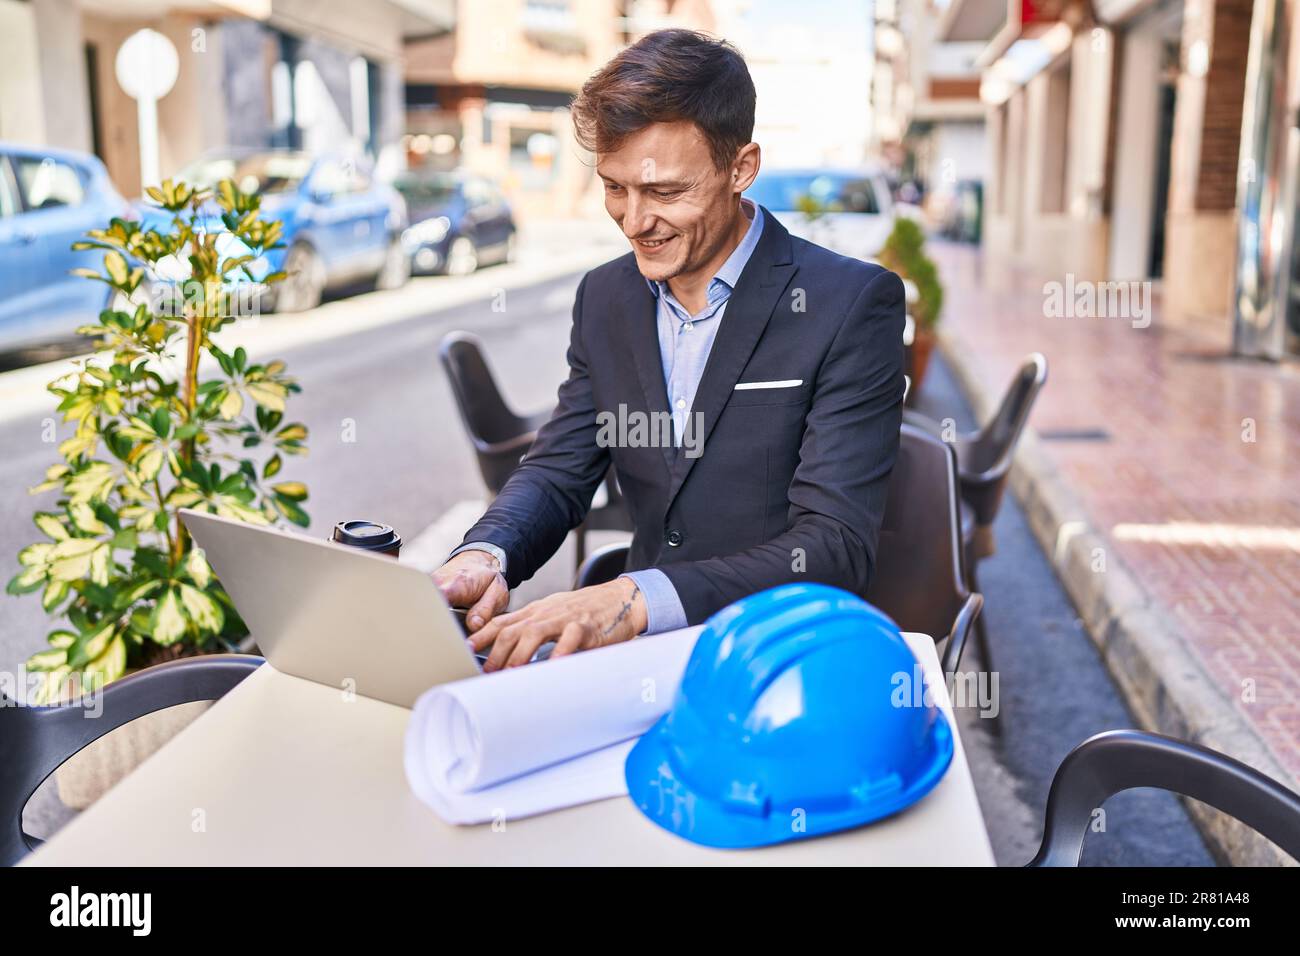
[625,583,954,849]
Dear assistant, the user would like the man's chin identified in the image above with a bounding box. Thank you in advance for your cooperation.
[634,256,682,283]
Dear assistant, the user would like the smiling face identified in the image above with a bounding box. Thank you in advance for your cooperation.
[597,121,759,285]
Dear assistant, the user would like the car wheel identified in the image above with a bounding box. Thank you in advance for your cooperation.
[375,237,411,291]
[273,242,325,312]
[445,236,478,276]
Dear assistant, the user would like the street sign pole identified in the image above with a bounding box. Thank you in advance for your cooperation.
[114,29,179,194]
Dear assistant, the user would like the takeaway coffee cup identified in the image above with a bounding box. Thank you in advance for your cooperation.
[331,520,402,558]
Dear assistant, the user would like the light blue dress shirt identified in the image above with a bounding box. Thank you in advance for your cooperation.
[454,201,765,636]
[622,200,765,634]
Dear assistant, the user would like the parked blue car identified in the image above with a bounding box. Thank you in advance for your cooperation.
[394,171,516,276]
[0,142,130,353]
[151,150,411,311]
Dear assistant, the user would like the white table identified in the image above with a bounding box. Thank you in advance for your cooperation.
[27,633,994,866]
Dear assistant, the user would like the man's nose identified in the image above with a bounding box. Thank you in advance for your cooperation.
[622,195,654,239]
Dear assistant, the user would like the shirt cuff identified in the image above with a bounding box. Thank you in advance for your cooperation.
[621,569,688,635]
[448,541,508,575]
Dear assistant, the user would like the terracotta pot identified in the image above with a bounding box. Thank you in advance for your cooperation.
[906,327,938,406]
[55,699,213,810]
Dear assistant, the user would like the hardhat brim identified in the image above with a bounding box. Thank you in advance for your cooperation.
[624,713,956,850]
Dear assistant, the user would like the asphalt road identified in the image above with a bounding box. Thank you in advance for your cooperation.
[2,255,1214,864]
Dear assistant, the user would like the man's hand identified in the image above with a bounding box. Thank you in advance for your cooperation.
[432,549,509,632]
[470,576,648,671]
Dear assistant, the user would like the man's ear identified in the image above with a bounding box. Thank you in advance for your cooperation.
[731,143,761,194]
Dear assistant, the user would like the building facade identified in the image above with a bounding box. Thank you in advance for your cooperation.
[875,0,988,235]
[942,0,1298,356]
[0,0,453,196]
[403,0,716,221]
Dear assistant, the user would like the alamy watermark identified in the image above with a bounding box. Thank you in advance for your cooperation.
[1043,273,1151,329]
[1,670,104,717]
[891,664,1000,719]
[147,279,268,323]
[596,404,705,459]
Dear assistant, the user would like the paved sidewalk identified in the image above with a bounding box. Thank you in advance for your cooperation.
[929,241,1300,864]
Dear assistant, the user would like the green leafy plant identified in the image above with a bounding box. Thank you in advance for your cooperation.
[879,216,944,331]
[794,191,831,222]
[7,178,311,702]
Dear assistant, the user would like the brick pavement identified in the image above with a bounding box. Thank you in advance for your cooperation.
[929,241,1300,787]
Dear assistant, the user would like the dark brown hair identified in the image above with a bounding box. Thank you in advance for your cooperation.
[571,29,756,171]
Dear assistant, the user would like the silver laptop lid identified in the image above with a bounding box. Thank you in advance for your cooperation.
[180,509,479,707]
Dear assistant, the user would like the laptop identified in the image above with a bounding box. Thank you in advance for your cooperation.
[181,509,481,708]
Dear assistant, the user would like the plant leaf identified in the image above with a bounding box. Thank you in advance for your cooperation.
[34,513,69,541]
[270,481,307,501]
[245,381,286,412]
[179,583,223,632]
[150,588,187,645]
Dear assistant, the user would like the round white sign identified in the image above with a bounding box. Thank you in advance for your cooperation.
[114,28,179,101]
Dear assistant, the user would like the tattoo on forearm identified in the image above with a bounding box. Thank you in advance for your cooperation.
[603,583,641,637]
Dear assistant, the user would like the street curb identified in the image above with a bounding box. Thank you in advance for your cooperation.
[937,329,1296,867]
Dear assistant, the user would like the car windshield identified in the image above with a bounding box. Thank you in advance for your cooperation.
[746,172,880,214]
[393,174,459,205]
[179,153,313,196]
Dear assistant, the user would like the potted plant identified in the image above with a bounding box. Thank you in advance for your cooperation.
[879,217,944,402]
[7,178,311,806]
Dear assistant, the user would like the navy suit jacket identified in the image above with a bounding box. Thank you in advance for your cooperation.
[460,208,906,625]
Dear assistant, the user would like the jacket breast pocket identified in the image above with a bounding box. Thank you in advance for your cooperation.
[726,380,811,407]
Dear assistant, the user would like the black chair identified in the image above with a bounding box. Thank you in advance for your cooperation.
[1,654,263,866]
[570,425,981,677]
[439,331,551,495]
[574,540,632,590]
[950,353,1047,564]
[1029,730,1300,866]
[866,423,982,677]
[905,352,1047,667]
[439,331,630,566]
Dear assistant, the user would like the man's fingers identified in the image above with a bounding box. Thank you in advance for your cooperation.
[470,610,506,652]
[550,621,588,659]
[469,598,530,653]
[482,623,519,672]
[505,623,554,669]
[466,574,509,632]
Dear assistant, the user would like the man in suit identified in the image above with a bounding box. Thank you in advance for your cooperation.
[434,29,905,670]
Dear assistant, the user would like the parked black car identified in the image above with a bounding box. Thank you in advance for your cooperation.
[395,171,516,276]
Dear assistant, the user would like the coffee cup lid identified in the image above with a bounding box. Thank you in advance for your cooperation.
[332,520,400,551]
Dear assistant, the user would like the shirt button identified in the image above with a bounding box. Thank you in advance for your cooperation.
[683,321,694,331]
[675,398,686,409]
[665,529,683,547]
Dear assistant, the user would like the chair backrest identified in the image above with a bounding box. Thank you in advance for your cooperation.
[574,541,632,589]
[438,331,535,446]
[1,654,263,866]
[1030,729,1300,866]
[866,423,970,644]
[957,352,1047,481]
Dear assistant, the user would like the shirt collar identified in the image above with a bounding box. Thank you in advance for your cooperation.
[645,198,765,300]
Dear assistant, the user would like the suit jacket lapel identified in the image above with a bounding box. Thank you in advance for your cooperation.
[666,211,798,506]
[620,265,675,477]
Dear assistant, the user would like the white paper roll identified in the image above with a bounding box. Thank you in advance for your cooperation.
[404,626,703,824]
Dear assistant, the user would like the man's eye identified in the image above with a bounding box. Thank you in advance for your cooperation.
[651,190,679,200]
[604,182,623,193]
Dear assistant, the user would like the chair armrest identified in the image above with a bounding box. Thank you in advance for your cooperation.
[5,654,263,865]
[942,592,983,676]
[472,430,537,458]
[28,654,264,764]
[574,542,632,589]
